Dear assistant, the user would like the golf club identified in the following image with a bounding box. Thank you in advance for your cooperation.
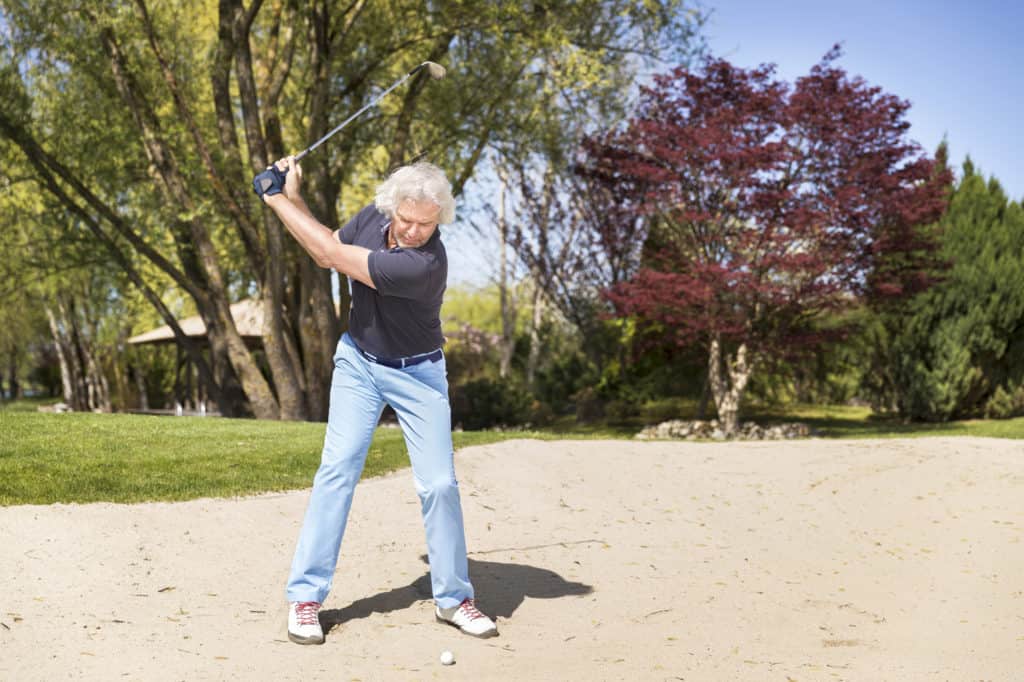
[297,61,446,161]
[253,61,446,197]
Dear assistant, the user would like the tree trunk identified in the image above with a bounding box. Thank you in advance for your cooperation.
[57,302,87,411]
[133,363,149,411]
[297,260,339,421]
[497,171,516,378]
[5,351,20,400]
[696,373,710,420]
[101,21,281,419]
[45,307,75,408]
[225,0,312,421]
[707,335,754,437]
[80,329,111,412]
[526,281,544,390]
[78,300,112,412]
[141,0,297,417]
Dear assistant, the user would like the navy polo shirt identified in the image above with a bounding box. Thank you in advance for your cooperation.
[337,205,447,358]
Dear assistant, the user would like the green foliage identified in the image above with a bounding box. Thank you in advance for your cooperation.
[604,398,639,424]
[984,383,1024,419]
[572,386,605,423]
[533,350,599,413]
[640,397,697,422]
[451,377,535,430]
[0,0,705,420]
[442,322,501,386]
[861,160,1024,420]
[442,285,507,336]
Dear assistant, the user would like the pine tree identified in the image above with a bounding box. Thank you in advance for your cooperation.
[866,159,1024,420]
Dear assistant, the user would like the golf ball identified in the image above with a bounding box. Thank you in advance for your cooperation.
[440,650,455,666]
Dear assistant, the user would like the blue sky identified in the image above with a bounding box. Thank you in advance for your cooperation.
[703,0,1024,201]
[448,2,1023,287]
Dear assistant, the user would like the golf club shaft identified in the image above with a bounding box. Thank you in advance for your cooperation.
[294,63,429,162]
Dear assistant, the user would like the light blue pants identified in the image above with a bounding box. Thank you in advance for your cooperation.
[286,333,473,609]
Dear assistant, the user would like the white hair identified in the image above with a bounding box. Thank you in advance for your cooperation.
[374,161,456,224]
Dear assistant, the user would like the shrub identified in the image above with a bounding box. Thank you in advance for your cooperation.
[984,383,1024,419]
[640,397,689,423]
[451,378,533,430]
[534,352,599,413]
[528,399,556,427]
[573,386,605,423]
[604,399,638,424]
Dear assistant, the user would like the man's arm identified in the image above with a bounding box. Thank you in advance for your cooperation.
[261,156,376,289]
[289,192,316,221]
[265,194,376,289]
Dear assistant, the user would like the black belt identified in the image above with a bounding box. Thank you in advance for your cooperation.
[354,344,442,369]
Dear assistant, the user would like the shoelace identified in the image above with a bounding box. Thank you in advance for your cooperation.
[458,598,485,620]
[294,601,320,626]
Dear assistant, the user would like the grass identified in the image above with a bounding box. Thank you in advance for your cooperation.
[2,399,1022,506]
[583,402,1024,439]
[0,409,544,505]
[746,403,1024,439]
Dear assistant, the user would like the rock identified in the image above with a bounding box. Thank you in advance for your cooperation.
[37,402,72,414]
[634,419,813,441]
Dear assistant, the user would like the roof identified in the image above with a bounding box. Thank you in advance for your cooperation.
[127,299,265,345]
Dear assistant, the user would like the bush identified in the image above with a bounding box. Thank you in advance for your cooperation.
[442,323,501,387]
[534,352,599,413]
[451,378,533,430]
[528,399,556,427]
[573,386,605,423]
[640,397,689,423]
[984,383,1024,419]
[604,399,638,424]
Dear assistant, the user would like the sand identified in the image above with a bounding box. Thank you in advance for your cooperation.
[1,436,1022,681]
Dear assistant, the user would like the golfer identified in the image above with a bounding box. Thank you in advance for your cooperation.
[257,157,497,644]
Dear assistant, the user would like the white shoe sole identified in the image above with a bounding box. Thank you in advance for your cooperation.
[435,614,499,639]
[288,630,325,645]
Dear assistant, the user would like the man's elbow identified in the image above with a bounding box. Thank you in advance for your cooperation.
[308,248,332,269]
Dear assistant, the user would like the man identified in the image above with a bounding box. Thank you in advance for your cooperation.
[255,157,497,644]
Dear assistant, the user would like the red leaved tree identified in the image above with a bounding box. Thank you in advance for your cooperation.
[582,48,950,435]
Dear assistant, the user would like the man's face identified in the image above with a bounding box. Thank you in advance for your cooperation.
[392,199,441,248]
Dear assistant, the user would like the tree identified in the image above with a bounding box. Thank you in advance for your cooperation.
[861,159,1024,420]
[0,0,703,419]
[586,48,950,435]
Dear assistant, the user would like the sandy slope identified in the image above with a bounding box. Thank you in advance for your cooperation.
[1,437,1022,681]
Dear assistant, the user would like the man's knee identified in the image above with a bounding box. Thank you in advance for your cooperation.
[314,448,364,487]
[416,474,459,501]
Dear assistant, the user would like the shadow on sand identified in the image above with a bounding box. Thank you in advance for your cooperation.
[319,550,594,633]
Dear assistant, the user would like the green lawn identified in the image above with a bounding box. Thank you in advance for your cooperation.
[1,400,1022,506]
[746,403,1024,439]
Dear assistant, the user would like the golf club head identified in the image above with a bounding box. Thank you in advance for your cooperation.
[421,61,446,80]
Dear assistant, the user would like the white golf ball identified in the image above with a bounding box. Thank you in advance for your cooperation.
[440,650,455,666]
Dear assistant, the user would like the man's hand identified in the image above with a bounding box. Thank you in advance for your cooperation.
[252,164,287,201]
[252,157,303,203]
[281,156,303,201]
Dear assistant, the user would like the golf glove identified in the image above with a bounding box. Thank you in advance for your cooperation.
[252,166,287,200]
